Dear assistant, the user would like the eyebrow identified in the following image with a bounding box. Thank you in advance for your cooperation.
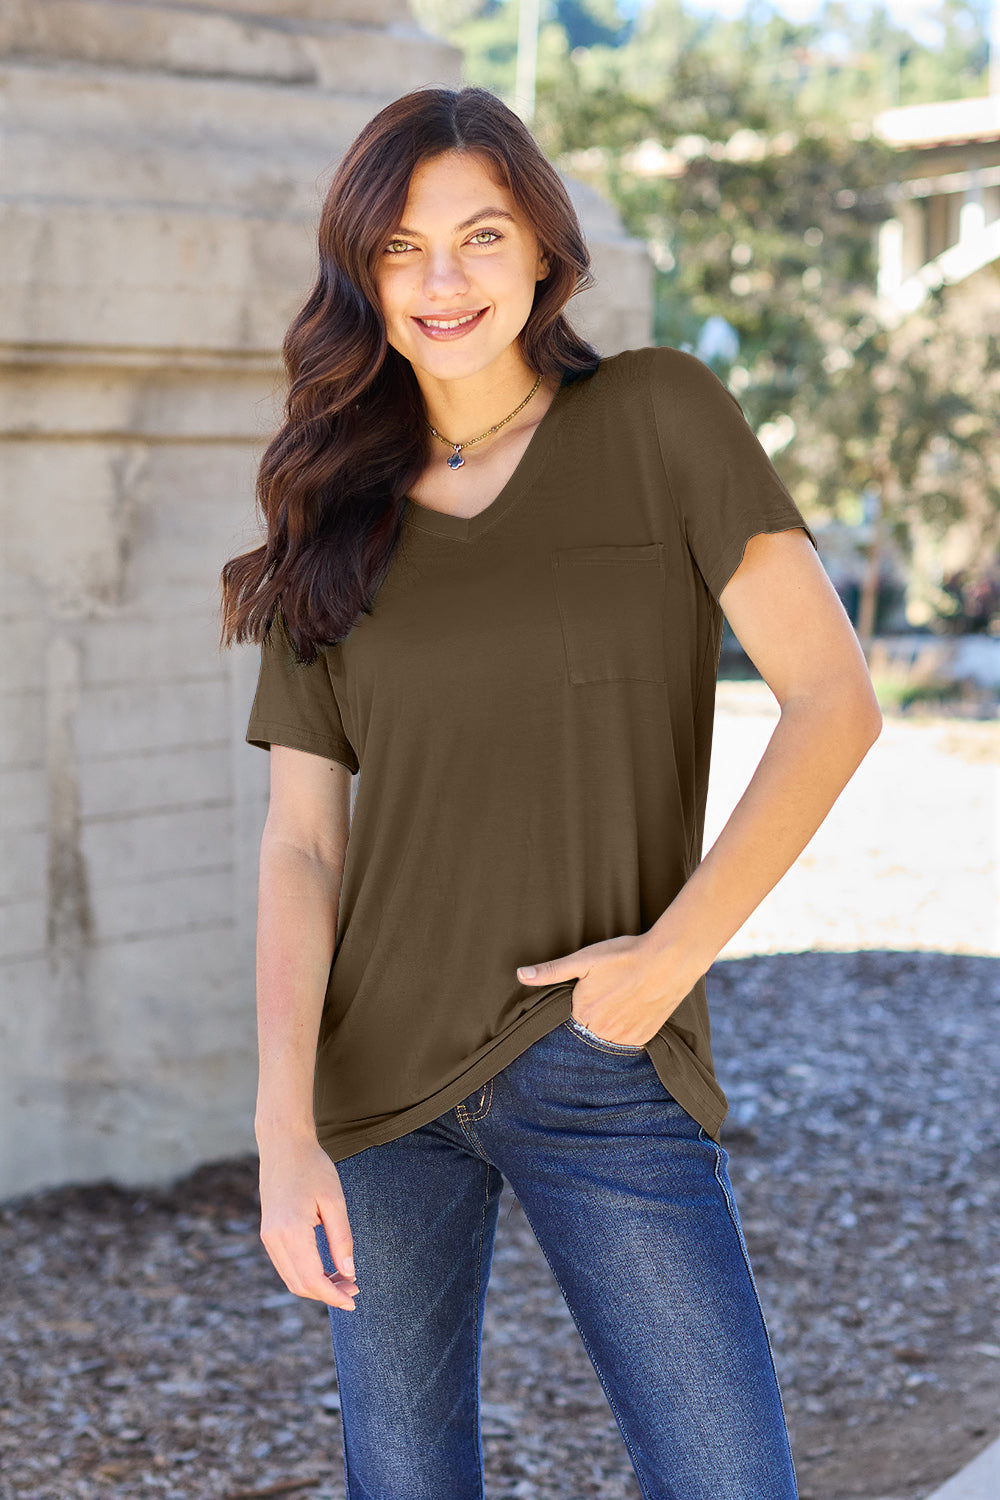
[393,207,518,236]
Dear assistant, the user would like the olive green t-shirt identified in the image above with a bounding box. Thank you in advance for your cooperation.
[246,344,815,1161]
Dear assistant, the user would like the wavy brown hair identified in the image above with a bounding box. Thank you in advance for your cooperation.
[218,84,602,661]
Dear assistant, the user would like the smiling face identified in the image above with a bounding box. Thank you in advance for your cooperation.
[372,150,550,388]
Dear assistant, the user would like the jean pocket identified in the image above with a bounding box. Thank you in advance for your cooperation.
[563,1014,647,1053]
[551,542,667,686]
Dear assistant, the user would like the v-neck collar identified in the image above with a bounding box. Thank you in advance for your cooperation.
[402,366,579,543]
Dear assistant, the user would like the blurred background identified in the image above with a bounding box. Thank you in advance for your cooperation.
[418,0,1000,662]
[1,3,998,1498]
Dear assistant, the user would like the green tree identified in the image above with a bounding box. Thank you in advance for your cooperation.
[792,284,1000,641]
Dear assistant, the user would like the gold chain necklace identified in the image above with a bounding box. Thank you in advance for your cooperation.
[427,373,543,471]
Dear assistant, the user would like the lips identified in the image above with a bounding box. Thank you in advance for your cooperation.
[413,307,488,339]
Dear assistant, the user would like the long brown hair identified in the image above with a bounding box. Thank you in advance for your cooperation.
[218,85,602,661]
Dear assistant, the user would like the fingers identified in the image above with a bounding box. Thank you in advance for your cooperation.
[317,1220,360,1310]
[321,1264,360,1310]
[260,1219,360,1310]
[257,1139,361,1310]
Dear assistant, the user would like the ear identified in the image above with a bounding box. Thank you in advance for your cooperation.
[537,253,550,280]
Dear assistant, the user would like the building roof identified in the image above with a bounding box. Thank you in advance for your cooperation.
[874,94,1000,150]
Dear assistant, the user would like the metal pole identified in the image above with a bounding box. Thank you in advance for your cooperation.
[515,0,540,123]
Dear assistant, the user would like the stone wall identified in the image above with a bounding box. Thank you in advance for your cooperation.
[0,1,653,1198]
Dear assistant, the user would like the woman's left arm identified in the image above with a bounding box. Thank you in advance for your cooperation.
[517,526,883,1042]
[640,527,882,985]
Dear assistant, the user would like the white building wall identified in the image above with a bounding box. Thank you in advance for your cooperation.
[0,0,654,1198]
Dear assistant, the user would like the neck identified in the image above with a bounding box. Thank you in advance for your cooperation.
[415,356,551,446]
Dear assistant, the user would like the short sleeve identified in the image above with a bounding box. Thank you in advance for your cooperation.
[245,609,360,774]
[646,345,816,601]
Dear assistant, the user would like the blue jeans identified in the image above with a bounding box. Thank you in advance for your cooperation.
[314,1016,799,1500]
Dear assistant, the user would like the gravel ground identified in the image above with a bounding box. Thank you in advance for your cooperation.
[2,697,998,1500]
[2,951,997,1500]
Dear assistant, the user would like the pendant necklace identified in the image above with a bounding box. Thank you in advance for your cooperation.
[426,373,543,471]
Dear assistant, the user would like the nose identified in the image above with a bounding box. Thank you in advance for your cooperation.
[421,246,472,302]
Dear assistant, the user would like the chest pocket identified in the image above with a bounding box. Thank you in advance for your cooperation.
[551,542,668,686]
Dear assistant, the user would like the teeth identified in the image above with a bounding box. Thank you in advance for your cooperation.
[420,311,481,329]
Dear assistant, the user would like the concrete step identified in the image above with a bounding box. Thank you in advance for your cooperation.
[921,1433,1000,1499]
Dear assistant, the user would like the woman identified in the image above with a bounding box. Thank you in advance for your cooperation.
[219,85,881,1500]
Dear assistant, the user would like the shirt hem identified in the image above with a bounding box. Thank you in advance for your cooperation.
[705,514,819,604]
[245,717,359,774]
[315,987,576,1162]
[314,990,729,1161]
[644,1032,728,1143]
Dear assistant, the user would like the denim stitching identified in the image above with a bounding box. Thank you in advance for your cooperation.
[339,1329,355,1500]
[699,1126,799,1494]
[466,1078,493,1120]
[563,1016,646,1054]
[455,1079,494,1131]
[468,1163,492,1500]
[511,1195,656,1500]
[454,1108,486,1157]
[453,1104,477,1151]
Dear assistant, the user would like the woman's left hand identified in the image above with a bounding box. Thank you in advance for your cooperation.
[516,934,692,1047]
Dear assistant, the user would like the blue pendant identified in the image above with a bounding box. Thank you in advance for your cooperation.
[447,450,465,470]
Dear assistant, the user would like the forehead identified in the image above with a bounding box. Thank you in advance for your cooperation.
[401,152,516,217]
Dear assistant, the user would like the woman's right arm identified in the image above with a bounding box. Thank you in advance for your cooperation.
[254,743,360,1310]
